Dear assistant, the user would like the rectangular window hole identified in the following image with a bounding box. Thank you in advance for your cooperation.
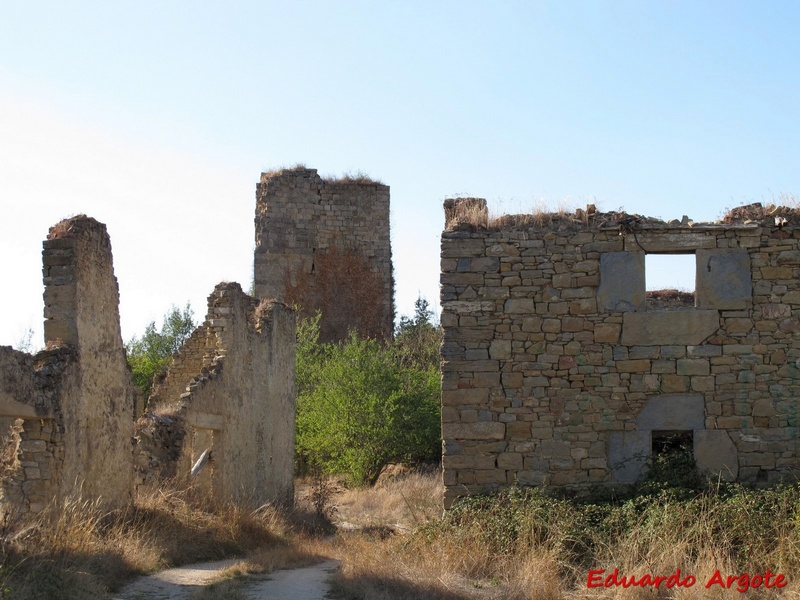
[646,253,695,310]
[652,430,693,456]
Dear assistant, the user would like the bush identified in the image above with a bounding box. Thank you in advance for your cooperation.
[296,312,441,486]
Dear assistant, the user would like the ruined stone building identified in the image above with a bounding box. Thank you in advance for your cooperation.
[135,283,296,507]
[0,216,135,514]
[0,215,297,516]
[440,200,800,507]
[254,166,394,341]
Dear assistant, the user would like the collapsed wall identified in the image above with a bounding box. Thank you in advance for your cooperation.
[440,200,800,507]
[253,166,393,341]
[135,283,295,506]
[0,216,135,514]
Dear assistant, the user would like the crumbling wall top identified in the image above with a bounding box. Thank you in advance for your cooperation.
[444,200,800,234]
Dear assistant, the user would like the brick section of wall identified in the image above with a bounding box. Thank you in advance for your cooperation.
[254,167,393,341]
[148,326,209,412]
[440,203,800,508]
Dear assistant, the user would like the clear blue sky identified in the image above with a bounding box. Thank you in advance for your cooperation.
[2,1,799,347]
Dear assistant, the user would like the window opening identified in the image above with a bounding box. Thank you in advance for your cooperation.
[652,430,693,456]
[645,253,695,310]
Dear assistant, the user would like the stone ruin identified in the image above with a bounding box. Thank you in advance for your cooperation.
[0,216,135,514]
[440,200,800,507]
[135,282,295,506]
[0,215,296,516]
[254,166,394,342]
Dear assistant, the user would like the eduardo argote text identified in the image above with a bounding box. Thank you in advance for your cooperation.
[587,568,788,593]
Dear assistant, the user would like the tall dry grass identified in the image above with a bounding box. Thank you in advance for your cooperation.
[0,484,326,599]
[331,472,800,599]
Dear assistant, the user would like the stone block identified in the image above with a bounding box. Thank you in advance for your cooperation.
[443,454,496,470]
[506,422,531,439]
[621,310,719,346]
[617,359,651,373]
[504,298,534,313]
[552,273,572,288]
[442,422,505,441]
[501,372,523,388]
[608,430,649,483]
[497,452,523,470]
[695,430,738,481]
[761,303,791,319]
[540,440,572,460]
[761,266,793,279]
[489,339,512,360]
[676,359,710,376]
[441,388,489,406]
[597,252,645,312]
[725,318,753,334]
[635,393,705,430]
[696,249,752,310]
[594,323,621,343]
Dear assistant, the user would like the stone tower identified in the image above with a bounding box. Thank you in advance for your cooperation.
[254,166,393,342]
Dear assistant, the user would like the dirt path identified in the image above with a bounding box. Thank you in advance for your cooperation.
[113,558,339,600]
[241,560,339,599]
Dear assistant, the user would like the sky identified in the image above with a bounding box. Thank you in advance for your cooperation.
[1,1,799,349]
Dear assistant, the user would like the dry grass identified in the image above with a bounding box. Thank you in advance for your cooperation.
[0,484,327,599]
[445,197,596,233]
[330,472,800,599]
[334,468,444,532]
[324,170,385,186]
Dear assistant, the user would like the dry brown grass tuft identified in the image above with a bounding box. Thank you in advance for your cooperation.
[0,483,320,598]
[334,469,443,532]
[324,170,385,186]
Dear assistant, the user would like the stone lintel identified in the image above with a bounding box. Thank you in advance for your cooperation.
[186,410,225,431]
[0,393,50,419]
[623,232,716,252]
[636,393,705,431]
[621,310,719,346]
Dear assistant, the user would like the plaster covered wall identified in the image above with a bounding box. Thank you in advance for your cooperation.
[136,283,295,507]
[0,216,135,514]
[440,200,800,507]
[253,166,393,341]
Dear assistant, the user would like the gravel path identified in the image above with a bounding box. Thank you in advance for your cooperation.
[113,558,339,600]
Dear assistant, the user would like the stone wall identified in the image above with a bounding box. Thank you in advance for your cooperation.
[135,283,296,506]
[0,216,135,514]
[254,166,393,341]
[440,201,800,507]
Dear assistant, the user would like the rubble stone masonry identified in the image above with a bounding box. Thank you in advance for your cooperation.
[254,167,393,341]
[440,201,800,507]
[0,216,135,515]
[136,283,296,507]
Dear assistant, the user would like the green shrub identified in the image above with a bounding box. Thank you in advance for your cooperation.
[295,312,441,485]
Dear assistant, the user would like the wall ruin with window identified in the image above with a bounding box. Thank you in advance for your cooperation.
[440,200,799,508]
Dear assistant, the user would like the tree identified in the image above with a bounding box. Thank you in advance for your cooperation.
[394,295,441,370]
[296,311,441,485]
[126,303,196,400]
